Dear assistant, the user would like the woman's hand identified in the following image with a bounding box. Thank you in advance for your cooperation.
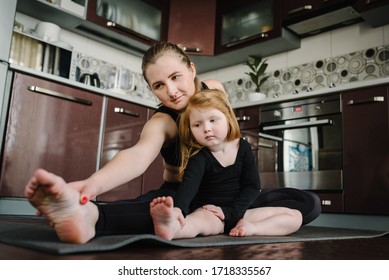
[68,179,98,204]
[202,204,225,221]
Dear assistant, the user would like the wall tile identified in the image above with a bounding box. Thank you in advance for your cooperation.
[331,22,384,56]
[287,32,331,67]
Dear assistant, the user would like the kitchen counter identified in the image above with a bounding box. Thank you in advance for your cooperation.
[9,63,159,109]
[10,63,389,109]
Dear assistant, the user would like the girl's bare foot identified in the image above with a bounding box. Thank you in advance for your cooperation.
[229,219,255,237]
[25,169,98,244]
[150,196,184,240]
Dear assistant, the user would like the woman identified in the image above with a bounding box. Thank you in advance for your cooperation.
[25,42,320,244]
[150,89,302,240]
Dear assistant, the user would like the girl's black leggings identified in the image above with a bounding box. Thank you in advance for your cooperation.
[95,184,321,236]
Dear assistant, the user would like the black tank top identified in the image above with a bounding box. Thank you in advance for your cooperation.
[154,81,209,166]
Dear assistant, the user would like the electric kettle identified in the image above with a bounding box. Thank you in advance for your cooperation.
[79,73,101,88]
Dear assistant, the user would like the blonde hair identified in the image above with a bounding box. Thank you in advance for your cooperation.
[141,41,201,92]
[178,89,241,179]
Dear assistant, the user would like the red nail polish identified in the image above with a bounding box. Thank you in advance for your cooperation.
[81,196,88,204]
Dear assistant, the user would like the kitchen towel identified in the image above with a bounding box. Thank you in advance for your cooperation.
[0,220,388,255]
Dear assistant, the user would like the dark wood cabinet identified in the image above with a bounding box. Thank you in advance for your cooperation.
[0,72,103,197]
[216,0,283,53]
[235,106,260,170]
[78,0,169,53]
[96,101,164,202]
[96,97,148,202]
[167,0,217,56]
[353,0,389,27]
[342,85,389,215]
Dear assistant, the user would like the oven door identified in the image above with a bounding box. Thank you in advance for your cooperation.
[258,114,343,190]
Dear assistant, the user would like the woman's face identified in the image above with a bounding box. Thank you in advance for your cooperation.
[145,53,197,111]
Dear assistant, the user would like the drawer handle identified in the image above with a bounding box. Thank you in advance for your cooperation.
[322,200,332,206]
[28,86,92,106]
[236,116,251,122]
[114,107,140,117]
[347,96,384,105]
[287,5,313,16]
[182,46,203,53]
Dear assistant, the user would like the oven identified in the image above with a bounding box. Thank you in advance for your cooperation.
[258,94,343,191]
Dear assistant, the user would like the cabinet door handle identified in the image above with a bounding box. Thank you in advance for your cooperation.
[182,46,203,53]
[347,96,384,105]
[236,116,251,122]
[114,107,140,117]
[28,86,93,106]
[287,5,313,16]
[106,21,154,44]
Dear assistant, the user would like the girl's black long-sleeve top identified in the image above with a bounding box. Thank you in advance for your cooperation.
[174,138,261,232]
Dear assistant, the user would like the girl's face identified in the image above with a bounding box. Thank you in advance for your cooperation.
[145,54,197,111]
[189,107,229,150]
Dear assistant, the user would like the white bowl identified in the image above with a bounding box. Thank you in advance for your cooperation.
[34,22,61,42]
[248,92,266,102]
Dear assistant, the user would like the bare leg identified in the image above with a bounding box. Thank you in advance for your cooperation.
[25,169,98,244]
[150,197,224,240]
[229,207,302,237]
[150,196,184,240]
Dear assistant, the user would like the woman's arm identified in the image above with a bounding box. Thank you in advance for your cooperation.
[72,112,177,200]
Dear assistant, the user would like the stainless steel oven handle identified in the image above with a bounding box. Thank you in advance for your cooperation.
[262,119,333,131]
[259,143,274,149]
[258,132,283,142]
[28,86,92,106]
[347,96,384,105]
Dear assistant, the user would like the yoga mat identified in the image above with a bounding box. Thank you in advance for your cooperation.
[0,220,387,255]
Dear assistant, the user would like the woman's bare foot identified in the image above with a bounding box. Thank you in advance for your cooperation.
[25,169,98,244]
[229,219,255,237]
[150,196,184,240]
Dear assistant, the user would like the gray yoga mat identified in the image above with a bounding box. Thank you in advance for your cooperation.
[0,220,388,255]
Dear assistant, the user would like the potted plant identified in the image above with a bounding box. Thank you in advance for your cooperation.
[244,56,269,101]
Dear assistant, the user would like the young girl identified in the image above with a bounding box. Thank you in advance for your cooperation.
[150,89,303,240]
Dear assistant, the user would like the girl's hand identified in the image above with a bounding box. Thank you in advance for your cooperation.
[202,204,225,221]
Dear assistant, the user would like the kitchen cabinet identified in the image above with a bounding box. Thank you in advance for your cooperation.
[82,0,169,48]
[167,0,217,56]
[216,0,282,53]
[0,71,103,197]
[235,106,261,171]
[282,0,361,37]
[354,0,389,27]
[96,97,147,202]
[96,100,164,202]
[342,85,389,215]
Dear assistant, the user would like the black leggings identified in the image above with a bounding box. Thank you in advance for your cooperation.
[95,184,321,236]
[250,188,321,225]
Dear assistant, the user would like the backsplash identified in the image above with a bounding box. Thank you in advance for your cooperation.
[70,44,389,105]
[224,44,389,104]
[69,51,158,103]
